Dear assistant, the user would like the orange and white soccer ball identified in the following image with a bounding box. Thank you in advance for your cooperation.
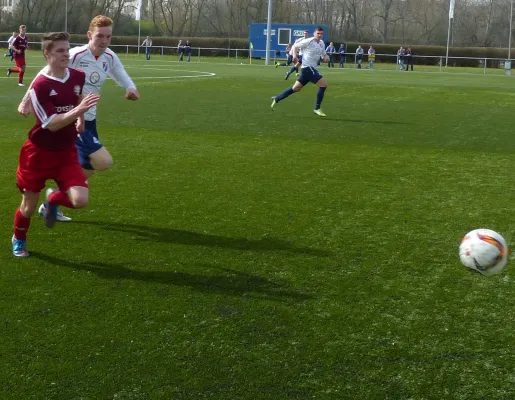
[459,229,509,276]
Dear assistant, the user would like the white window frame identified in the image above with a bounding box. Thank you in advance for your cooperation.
[277,28,291,46]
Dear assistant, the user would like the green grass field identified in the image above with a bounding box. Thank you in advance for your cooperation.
[1,51,515,399]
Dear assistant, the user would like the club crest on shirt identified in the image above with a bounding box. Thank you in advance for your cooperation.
[74,85,81,96]
[102,61,108,72]
[90,71,100,84]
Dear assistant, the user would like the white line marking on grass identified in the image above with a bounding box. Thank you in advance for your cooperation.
[133,74,216,80]
[123,68,216,81]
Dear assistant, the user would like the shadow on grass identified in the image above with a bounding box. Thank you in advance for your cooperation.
[73,221,331,257]
[30,252,313,301]
[298,116,412,124]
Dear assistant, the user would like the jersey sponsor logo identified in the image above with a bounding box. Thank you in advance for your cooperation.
[90,71,100,84]
[102,61,108,72]
[79,62,90,68]
[74,85,81,96]
[92,137,100,144]
[49,89,57,96]
[55,105,75,113]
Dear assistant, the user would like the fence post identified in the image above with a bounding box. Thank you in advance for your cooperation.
[236,49,238,62]
[484,58,487,74]
[439,57,442,72]
[161,46,164,57]
[198,48,200,63]
[126,45,129,59]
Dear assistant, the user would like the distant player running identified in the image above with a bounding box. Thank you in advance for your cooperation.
[19,15,140,222]
[275,44,293,68]
[7,25,28,86]
[284,30,310,80]
[270,26,329,117]
[4,31,17,61]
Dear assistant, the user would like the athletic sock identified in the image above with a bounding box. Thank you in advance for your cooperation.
[315,87,327,109]
[14,208,31,240]
[275,87,294,102]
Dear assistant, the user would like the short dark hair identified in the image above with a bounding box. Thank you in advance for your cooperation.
[41,32,70,52]
[315,26,324,32]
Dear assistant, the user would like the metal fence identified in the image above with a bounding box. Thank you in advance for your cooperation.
[2,42,513,75]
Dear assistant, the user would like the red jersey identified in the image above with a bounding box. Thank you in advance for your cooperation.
[28,68,86,151]
[12,35,28,58]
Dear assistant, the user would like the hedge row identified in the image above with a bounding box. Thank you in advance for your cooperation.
[67,34,249,57]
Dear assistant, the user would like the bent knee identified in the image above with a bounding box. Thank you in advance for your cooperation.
[71,197,88,209]
[91,155,113,171]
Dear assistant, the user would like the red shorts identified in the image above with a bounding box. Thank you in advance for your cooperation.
[16,140,88,193]
[14,56,25,68]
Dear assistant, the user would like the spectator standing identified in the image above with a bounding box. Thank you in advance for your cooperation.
[405,46,413,71]
[185,40,192,62]
[326,42,336,67]
[141,36,152,60]
[339,43,346,68]
[178,39,185,61]
[356,45,364,69]
[368,46,376,69]
[397,46,405,70]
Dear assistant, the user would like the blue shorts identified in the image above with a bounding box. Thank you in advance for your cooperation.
[76,119,103,170]
[297,67,323,86]
[298,55,303,64]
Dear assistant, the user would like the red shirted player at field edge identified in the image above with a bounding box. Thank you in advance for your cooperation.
[8,24,29,86]
[12,32,100,257]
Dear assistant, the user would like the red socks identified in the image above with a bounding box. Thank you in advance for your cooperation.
[14,208,31,240]
[9,68,24,83]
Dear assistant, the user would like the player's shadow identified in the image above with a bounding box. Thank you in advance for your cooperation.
[297,116,411,124]
[30,252,312,301]
[73,221,331,257]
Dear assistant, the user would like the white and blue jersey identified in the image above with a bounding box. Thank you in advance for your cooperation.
[295,38,326,68]
[294,38,326,85]
[69,45,136,122]
[69,45,136,169]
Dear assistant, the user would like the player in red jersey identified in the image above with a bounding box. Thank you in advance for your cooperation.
[12,32,100,257]
[7,24,29,86]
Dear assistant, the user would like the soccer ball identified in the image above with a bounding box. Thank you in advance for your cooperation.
[459,229,509,276]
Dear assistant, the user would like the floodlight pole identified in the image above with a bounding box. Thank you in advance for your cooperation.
[509,0,513,60]
[445,18,451,67]
[265,0,272,66]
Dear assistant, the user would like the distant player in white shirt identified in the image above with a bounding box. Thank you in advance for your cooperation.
[19,15,140,222]
[271,26,329,117]
[4,32,16,61]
